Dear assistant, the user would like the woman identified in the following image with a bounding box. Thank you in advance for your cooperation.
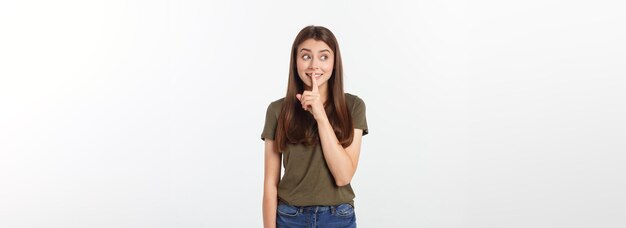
[261,25,368,228]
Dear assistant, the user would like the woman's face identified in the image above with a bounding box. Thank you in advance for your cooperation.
[296,39,334,90]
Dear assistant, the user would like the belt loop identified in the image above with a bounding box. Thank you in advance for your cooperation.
[331,205,335,215]
[299,206,303,214]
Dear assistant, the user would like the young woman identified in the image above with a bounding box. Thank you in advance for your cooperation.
[261,25,368,228]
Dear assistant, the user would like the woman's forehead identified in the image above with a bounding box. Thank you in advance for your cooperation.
[298,39,332,53]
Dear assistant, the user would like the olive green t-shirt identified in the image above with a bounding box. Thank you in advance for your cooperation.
[261,93,368,207]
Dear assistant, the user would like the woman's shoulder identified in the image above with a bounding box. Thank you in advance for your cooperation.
[344,93,365,106]
[269,97,285,105]
[266,97,285,113]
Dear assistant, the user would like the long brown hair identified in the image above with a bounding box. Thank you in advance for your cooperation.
[274,25,354,152]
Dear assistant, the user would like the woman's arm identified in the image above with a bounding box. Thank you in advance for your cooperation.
[296,75,363,187]
[263,139,281,228]
[316,117,363,186]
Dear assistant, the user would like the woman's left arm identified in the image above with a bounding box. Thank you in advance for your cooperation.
[316,115,363,187]
[297,76,364,187]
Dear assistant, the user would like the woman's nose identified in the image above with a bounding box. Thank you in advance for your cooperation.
[308,58,320,69]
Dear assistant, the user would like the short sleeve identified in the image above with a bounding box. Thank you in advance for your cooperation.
[352,96,368,136]
[261,101,279,141]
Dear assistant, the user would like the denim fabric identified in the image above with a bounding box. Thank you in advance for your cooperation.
[276,202,357,228]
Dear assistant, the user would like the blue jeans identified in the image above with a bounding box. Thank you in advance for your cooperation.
[276,202,357,228]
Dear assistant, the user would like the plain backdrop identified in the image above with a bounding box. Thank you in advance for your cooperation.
[1,0,625,227]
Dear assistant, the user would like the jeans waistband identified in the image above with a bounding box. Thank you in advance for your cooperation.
[278,202,339,213]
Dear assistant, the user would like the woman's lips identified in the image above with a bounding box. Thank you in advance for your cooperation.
[305,73,323,78]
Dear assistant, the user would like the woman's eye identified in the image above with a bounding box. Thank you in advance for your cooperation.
[320,55,328,61]
[302,55,311,60]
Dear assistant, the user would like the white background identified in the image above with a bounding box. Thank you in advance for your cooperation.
[1,0,625,227]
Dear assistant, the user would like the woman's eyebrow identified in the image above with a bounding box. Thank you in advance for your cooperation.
[299,48,331,53]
